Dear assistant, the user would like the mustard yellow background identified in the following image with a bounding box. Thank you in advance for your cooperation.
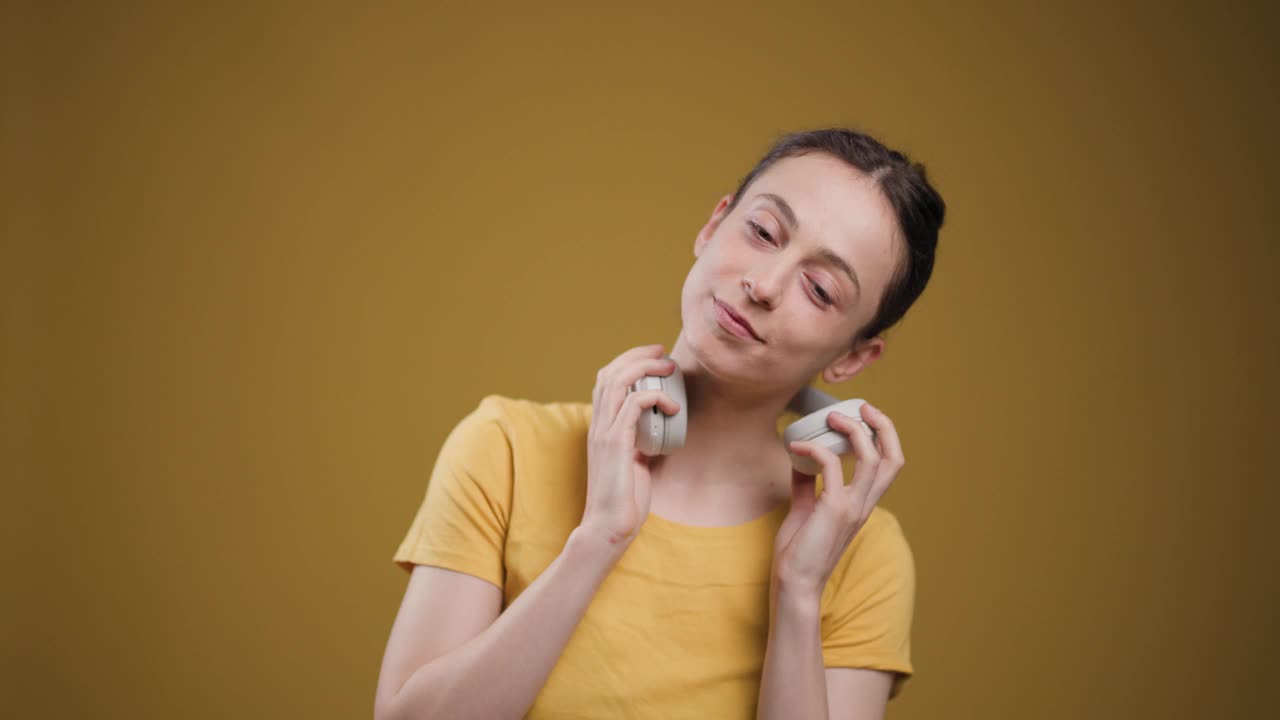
[4,2,1277,718]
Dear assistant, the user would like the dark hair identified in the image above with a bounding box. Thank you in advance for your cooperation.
[726,128,946,345]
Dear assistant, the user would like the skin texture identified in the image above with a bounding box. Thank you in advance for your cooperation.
[375,151,911,719]
[656,151,910,718]
[649,151,905,525]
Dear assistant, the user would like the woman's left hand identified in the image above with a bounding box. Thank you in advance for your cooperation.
[772,402,905,599]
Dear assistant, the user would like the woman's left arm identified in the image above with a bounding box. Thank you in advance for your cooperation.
[758,587,895,720]
[757,402,905,720]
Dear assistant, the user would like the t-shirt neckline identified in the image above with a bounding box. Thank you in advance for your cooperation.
[641,498,791,540]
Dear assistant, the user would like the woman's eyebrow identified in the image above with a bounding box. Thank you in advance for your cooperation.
[815,247,862,301]
[757,193,799,231]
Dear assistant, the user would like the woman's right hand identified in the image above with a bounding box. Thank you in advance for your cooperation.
[580,344,681,549]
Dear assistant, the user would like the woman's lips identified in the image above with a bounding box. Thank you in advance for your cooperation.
[714,299,762,342]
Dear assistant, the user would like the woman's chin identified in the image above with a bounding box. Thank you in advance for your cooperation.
[680,329,772,384]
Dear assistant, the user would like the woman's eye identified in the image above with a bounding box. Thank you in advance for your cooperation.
[747,221,774,244]
[809,279,834,306]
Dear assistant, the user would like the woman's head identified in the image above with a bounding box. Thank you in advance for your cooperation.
[676,128,946,393]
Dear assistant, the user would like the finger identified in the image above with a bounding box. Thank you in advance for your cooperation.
[596,345,665,407]
[861,471,898,525]
[826,412,881,506]
[597,345,668,419]
[610,388,681,441]
[859,402,905,467]
[593,340,665,420]
[825,411,881,462]
[601,356,677,425]
[604,344,667,377]
[593,344,664,413]
[858,406,904,523]
[788,440,848,495]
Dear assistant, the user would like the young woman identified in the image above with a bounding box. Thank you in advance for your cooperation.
[375,128,947,720]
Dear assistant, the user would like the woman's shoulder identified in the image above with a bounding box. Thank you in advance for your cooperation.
[861,505,908,542]
[860,506,913,564]
[826,506,915,595]
[456,394,593,454]
[467,394,592,428]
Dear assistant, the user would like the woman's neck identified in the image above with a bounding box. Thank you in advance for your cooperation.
[648,334,801,502]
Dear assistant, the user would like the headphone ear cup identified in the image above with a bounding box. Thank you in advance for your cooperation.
[659,363,687,453]
[782,398,877,475]
[632,375,665,455]
[632,357,687,456]
[790,432,853,476]
[633,387,665,455]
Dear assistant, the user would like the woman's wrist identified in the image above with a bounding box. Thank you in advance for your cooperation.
[567,523,632,571]
[771,574,824,617]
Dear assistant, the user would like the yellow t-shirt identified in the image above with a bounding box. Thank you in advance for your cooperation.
[393,395,915,717]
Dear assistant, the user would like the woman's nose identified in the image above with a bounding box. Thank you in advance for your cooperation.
[743,266,786,309]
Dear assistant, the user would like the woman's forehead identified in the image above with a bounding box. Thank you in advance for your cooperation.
[744,154,901,263]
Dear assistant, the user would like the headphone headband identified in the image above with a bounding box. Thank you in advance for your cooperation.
[786,386,839,416]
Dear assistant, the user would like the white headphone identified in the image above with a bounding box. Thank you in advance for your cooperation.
[632,359,877,475]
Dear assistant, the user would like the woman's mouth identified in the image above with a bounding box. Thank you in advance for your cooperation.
[714,298,763,342]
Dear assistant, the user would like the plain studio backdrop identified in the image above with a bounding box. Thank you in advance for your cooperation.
[3,1,1277,718]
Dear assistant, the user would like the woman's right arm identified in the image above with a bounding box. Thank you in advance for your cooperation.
[374,345,680,720]
[374,525,623,720]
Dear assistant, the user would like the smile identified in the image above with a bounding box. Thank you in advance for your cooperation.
[714,298,763,342]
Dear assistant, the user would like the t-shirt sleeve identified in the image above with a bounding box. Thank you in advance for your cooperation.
[392,396,514,588]
[820,509,916,699]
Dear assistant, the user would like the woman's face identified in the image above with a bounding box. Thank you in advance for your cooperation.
[679,151,902,390]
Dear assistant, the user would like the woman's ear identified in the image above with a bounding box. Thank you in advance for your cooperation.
[821,337,885,384]
[694,194,736,258]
